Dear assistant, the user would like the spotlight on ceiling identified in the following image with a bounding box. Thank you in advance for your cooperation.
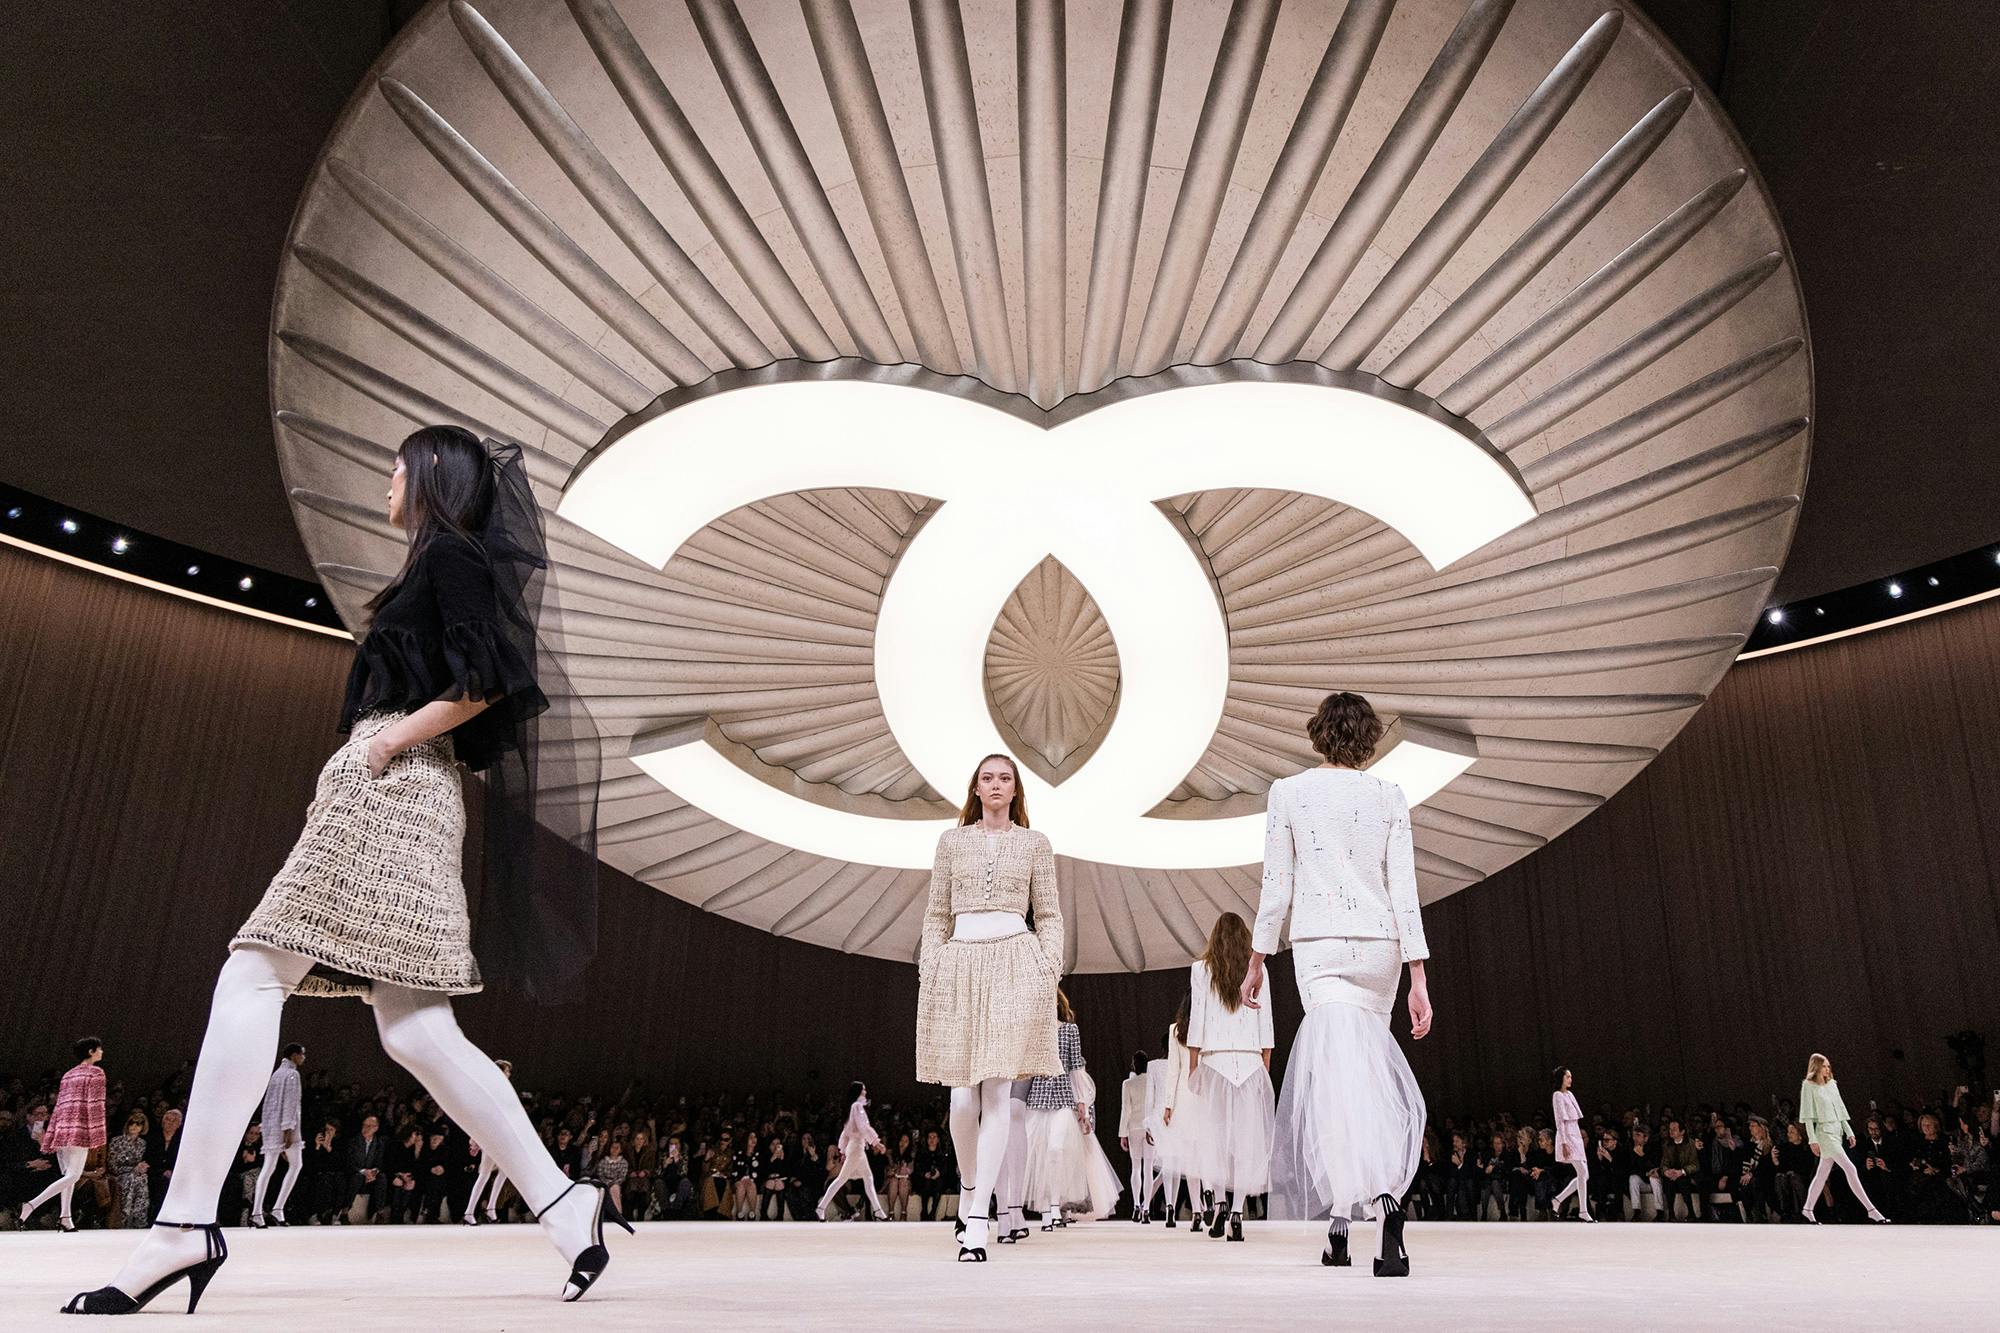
[1926,576,1939,587]
[60,518,79,534]
[186,565,201,577]
[238,576,255,592]
[111,536,130,555]
[1765,609,1785,625]
[1887,581,1903,598]
[4,507,20,520]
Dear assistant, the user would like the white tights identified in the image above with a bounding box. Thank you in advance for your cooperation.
[112,945,581,1297]
[1805,1145,1880,1216]
[1127,1144,1155,1218]
[1552,1157,1593,1219]
[153,945,568,1223]
[22,1146,88,1222]
[998,1088,1028,1233]
[468,1153,509,1219]
[949,1078,1021,1244]
[251,1146,302,1220]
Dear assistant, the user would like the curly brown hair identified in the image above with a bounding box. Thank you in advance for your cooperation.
[1306,691,1383,767]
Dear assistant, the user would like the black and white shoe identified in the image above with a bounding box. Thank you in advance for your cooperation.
[534,1182,634,1303]
[1373,1195,1409,1278]
[61,1223,228,1315]
[1321,1223,1352,1267]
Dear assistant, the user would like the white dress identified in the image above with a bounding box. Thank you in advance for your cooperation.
[1260,768,1429,1221]
[1023,1067,1123,1220]
[1187,960,1276,1198]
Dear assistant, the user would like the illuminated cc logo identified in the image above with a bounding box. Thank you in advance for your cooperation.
[559,366,1535,870]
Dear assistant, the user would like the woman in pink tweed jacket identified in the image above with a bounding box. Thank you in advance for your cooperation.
[22,1037,107,1231]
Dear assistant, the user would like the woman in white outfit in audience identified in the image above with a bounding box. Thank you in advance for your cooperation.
[1248,692,1433,1278]
[1188,912,1275,1242]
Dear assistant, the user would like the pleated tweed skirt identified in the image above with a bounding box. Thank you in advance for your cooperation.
[233,712,481,999]
[915,932,1060,1087]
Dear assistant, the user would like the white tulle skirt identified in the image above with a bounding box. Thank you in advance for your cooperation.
[1269,937,1425,1221]
[1191,1063,1275,1197]
[1023,1071,1124,1219]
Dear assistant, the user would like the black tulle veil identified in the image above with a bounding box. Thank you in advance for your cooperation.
[465,439,601,1005]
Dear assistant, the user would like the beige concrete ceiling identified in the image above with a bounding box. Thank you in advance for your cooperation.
[272,0,1809,972]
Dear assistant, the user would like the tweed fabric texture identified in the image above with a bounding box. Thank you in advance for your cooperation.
[233,711,479,998]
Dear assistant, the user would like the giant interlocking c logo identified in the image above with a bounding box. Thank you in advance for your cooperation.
[560,371,1537,870]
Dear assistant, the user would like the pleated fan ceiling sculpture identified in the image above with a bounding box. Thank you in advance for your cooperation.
[273,0,1810,972]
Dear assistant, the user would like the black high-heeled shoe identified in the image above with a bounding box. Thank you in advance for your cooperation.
[58,1217,78,1234]
[1373,1196,1409,1278]
[1321,1224,1352,1267]
[61,1222,228,1315]
[1227,1214,1245,1242]
[462,1211,481,1226]
[1208,1207,1228,1239]
[534,1182,634,1303]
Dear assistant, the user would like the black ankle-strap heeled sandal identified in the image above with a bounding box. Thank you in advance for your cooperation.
[62,1222,228,1316]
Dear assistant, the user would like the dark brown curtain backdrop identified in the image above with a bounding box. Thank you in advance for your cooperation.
[3,542,1996,1120]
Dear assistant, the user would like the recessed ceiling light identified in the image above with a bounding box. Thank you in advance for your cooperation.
[1887,581,1903,598]
[4,507,20,520]
[238,576,255,592]
[186,565,201,577]
[111,536,130,554]
[60,518,78,534]
[1765,609,1785,625]
[1926,576,1939,587]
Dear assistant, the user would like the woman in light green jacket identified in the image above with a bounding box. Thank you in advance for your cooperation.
[1798,1053,1889,1223]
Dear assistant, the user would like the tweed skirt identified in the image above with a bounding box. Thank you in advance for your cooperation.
[233,712,481,999]
[915,932,1060,1087]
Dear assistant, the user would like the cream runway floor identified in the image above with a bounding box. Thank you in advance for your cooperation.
[3,1220,1991,1330]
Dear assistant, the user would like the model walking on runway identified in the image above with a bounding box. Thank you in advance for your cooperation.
[464,1058,515,1224]
[1188,913,1276,1242]
[1120,1052,1155,1221]
[21,1037,107,1232]
[248,1044,305,1228]
[1150,997,1209,1229]
[1800,1054,1889,1223]
[1547,1066,1595,1221]
[1250,692,1433,1277]
[914,754,1064,1261]
[63,427,613,1315]
[816,1082,890,1221]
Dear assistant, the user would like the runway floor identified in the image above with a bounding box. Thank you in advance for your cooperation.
[2,1218,1991,1330]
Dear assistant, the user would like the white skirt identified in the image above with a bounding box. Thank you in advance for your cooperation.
[1270,936,1425,1220]
[1023,1071,1124,1219]
[1191,1063,1275,1197]
[1155,1073,1210,1182]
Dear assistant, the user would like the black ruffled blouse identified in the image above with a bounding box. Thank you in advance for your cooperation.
[339,533,548,771]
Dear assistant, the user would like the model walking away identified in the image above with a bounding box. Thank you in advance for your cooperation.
[914,754,1064,1261]
[1800,1054,1889,1223]
[63,427,612,1315]
[816,1083,890,1221]
[1120,1051,1156,1222]
[1547,1067,1594,1221]
[249,1044,306,1227]
[1149,997,1209,1229]
[1251,692,1433,1277]
[464,1058,515,1224]
[1188,913,1276,1243]
[22,1037,107,1232]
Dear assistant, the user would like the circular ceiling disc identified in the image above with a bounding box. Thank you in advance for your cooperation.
[273,0,1810,973]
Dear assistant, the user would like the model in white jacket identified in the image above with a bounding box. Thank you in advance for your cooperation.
[1118,1057,1154,1222]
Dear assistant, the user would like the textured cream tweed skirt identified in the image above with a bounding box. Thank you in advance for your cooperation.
[915,932,1060,1087]
[233,712,481,999]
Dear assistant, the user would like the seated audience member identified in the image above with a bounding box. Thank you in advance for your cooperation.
[1623,1125,1664,1221]
[1480,1131,1515,1221]
[1737,1116,1780,1222]
[1658,1119,1702,1221]
[1775,1122,1814,1221]
[1904,1113,1958,1223]
[1528,1129,1559,1217]
[1589,1128,1626,1221]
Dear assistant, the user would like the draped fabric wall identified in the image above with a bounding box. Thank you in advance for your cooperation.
[3,542,1996,1122]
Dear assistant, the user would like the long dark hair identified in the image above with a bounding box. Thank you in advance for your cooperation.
[1552,1065,1572,1093]
[1201,912,1252,1013]
[367,424,498,613]
[1171,993,1190,1046]
[845,1081,867,1116]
